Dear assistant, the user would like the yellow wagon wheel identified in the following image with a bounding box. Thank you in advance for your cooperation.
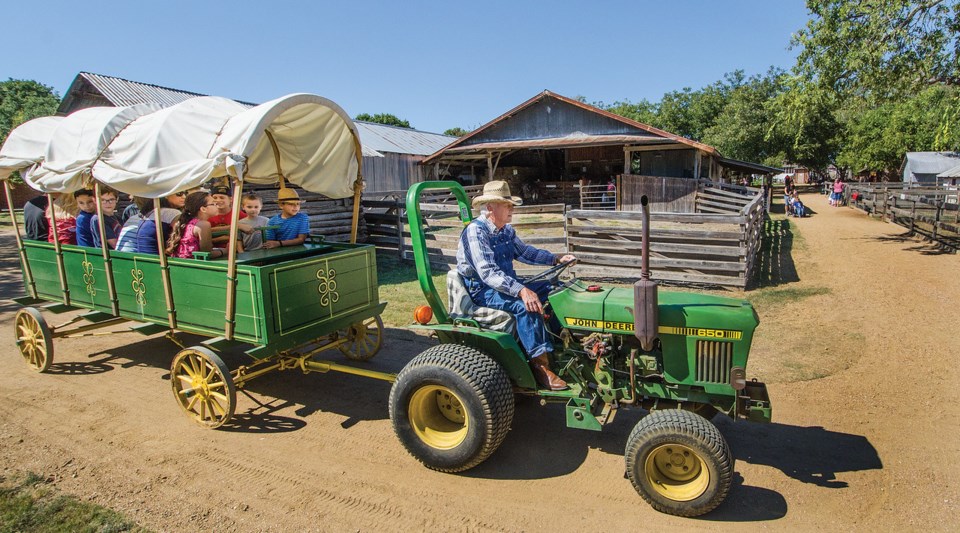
[338,315,384,361]
[15,307,53,373]
[170,347,236,429]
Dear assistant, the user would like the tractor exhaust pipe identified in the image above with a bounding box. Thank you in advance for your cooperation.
[634,195,659,351]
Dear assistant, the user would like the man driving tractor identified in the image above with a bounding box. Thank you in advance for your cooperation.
[456,180,576,391]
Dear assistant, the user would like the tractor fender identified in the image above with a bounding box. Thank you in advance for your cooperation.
[407,324,537,390]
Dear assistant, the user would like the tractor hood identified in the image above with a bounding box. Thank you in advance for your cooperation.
[550,280,759,340]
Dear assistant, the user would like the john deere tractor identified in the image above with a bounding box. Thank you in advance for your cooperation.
[389,181,771,517]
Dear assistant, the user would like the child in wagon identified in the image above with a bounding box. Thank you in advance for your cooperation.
[263,187,309,249]
[165,191,226,259]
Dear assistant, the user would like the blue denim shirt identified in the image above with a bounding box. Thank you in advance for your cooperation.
[456,213,556,297]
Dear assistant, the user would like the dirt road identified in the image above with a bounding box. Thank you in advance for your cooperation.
[1,192,957,532]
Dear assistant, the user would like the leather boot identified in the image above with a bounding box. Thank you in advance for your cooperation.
[531,354,568,391]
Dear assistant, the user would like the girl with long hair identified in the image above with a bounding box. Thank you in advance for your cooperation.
[165,191,224,259]
[46,193,79,244]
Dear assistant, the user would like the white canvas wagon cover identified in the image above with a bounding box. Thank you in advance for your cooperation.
[0,93,362,199]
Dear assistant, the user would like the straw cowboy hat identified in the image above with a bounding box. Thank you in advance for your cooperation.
[277,187,301,202]
[472,180,523,208]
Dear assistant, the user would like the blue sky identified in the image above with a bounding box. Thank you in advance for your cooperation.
[4,1,810,134]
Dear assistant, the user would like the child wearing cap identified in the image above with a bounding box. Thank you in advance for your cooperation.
[207,184,252,252]
[263,188,309,248]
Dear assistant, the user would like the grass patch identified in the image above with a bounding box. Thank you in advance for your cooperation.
[0,472,146,533]
[376,255,448,328]
[747,286,831,309]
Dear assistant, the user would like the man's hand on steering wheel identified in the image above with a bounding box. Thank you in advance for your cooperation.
[523,255,578,285]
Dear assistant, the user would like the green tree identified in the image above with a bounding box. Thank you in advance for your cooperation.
[772,76,842,172]
[354,113,412,128]
[0,79,60,147]
[794,0,960,98]
[703,69,790,167]
[443,127,470,137]
[656,71,744,141]
[837,85,960,171]
[599,99,659,126]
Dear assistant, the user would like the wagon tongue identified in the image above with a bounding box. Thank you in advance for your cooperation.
[633,195,659,351]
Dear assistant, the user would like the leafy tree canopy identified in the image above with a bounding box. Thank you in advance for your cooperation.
[794,0,960,99]
[0,79,60,147]
[354,112,411,128]
[443,127,470,137]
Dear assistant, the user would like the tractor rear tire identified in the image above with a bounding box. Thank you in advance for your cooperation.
[624,409,733,517]
[389,344,514,472]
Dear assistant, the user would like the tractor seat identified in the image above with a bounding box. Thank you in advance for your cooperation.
[446,271,516,334]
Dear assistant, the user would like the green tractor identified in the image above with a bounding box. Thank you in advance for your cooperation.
[389,181,772,517]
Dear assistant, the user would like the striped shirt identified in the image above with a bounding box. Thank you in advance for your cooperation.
[457,213,556,297]
[265,213,310,242]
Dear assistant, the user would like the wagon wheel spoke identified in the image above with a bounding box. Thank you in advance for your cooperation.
[170,347,236,429]
[15,308,53,372]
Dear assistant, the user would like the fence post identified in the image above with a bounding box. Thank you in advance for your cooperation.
[910,200,916,233]
[933,201,942,242]
[395,201,404,261]
[889,193,897,223]
[881,186,888,220]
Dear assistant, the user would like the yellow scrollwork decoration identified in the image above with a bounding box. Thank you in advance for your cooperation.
[81,260,96,297]
[131,268,147,306]
[316,268,339,307]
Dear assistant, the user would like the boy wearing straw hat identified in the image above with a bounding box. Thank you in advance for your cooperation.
[264,187,309,248]
[457,180,576,391]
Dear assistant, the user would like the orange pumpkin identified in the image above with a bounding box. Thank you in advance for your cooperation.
[413,305,433,325]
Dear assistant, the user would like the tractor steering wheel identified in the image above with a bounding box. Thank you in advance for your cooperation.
[523,259,577,285]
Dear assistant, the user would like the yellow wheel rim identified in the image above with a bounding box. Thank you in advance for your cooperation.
[171,350,233,428]
[408,385,468,450]
[644,444,710,502]
[15,310,50,372]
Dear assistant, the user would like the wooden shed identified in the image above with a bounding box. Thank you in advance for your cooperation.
[421,90,777,210]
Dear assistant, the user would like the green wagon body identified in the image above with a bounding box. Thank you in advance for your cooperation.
[20,238,382,356]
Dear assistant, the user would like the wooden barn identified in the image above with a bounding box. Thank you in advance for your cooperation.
[57,72,454,194]
[422,90,778,211]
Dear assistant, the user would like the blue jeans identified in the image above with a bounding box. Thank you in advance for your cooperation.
[463,277,554,360]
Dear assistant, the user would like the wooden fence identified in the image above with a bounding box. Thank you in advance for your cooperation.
[362,186,565,274]
[847,182,960,250]
[362,180,765,288]
[566,188,765,288]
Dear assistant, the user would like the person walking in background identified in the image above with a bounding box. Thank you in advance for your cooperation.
[831,178,845,207]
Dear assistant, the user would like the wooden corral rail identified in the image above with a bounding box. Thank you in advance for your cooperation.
[847,182,960,250]
[402,203,567,276]
[567,188,765,288]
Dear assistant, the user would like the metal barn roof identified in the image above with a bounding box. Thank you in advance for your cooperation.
[354,121,454,156]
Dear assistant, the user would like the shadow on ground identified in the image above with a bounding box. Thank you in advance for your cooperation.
[865,230,957,255]
[752,218,799,288]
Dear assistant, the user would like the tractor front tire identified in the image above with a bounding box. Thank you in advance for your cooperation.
[624,409,733,517]
[389,344,514,472]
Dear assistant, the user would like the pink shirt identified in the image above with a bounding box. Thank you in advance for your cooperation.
[174,218,201,259]
[833,181,844,193]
